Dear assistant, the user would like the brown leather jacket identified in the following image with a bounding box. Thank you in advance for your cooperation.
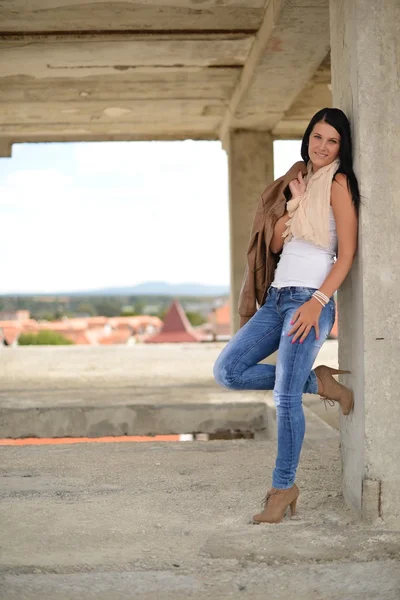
[238,160,308,327]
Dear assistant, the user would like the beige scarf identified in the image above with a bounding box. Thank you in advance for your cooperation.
[282,158,340,249]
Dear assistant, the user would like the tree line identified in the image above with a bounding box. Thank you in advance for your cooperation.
[0,294,223,325]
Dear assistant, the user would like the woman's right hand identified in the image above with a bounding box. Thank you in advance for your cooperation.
[289,170,306,198]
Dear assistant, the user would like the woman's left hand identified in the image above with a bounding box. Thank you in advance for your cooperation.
[287,298,322,343]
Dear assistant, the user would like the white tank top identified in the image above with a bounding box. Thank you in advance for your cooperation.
[271,206,337,289]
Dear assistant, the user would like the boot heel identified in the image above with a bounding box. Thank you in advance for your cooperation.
[326,367,351,375]
[290,498,298,517]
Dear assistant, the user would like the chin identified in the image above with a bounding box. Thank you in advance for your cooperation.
[312,155,334,168]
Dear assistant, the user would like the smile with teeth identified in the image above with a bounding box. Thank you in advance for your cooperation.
[315,152,328,157]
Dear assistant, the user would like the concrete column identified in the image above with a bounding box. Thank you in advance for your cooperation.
[0,139,12,158]
[227,130,274,333]
[330,0,400,526]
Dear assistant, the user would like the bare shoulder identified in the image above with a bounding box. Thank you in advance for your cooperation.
[332,172,348,189]
[331,172,352,207]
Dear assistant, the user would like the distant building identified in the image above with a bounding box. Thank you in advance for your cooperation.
[0,314,162,346]
[207,302,231,340]
[0,325,20,347]
[146,300,206,343]
[0,310,30,321]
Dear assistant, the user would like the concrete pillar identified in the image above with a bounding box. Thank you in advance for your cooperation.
[0,139,12,158]
[330,0,400,526]
[227,130,274,333]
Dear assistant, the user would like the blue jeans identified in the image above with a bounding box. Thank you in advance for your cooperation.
[213,286,336,489]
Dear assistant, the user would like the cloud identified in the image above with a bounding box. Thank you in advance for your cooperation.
[0,139,300,293]
[4,168,72,190]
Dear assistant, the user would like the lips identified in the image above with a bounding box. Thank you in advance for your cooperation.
[315,152,328,158]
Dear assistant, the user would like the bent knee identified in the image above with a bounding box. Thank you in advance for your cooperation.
[213,359,240,390]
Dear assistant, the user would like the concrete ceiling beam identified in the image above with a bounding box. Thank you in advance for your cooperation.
[0,1,332,143]
[0,99,226,125]
[220,0,330,144]
[219,0,283,145]
[10,133,220,144]
[0,120,222,141]
[273,54,332,137]
[0,139,12,157]
[0,36,254,79]
[0,70,240,104]
[0,1,265,32]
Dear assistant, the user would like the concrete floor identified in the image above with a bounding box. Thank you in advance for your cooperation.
[1,438,399,600]
[2,340,395,599]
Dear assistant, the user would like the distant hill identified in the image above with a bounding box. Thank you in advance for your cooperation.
[71,282,230,296]
[2,282,229,297]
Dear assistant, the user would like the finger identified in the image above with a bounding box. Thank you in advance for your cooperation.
[298,171,304,180]
[292,325,306,343]
[292,324,307,343]
[290,311,300,326]
[315,322,320,340]
[287,313,300,336]
[288,321,302,336]
[299,325,312,343]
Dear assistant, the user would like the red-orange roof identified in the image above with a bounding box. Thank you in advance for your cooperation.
[146,300,205,344]
[86,317,108,327]
[0,313,164,346]
[1,326,20,345]
[108,316,162,328]
[213,303,230,325]
[62,331,91,345]
[98,331,132,345]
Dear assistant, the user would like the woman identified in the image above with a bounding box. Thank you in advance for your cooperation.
[213,108,360,524]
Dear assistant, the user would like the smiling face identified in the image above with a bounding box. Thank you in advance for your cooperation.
[308,121,341,171]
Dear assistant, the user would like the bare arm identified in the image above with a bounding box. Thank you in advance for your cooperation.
[315,173,358,300]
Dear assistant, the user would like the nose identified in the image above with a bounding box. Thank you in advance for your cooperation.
[320,140,327,151]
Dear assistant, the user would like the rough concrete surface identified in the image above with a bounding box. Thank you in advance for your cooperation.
[0,341,341,438]
[1,439,400,600]
[0,1,331,144]
[0,341,399,597]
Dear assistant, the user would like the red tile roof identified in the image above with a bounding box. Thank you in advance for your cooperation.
[108,316,162,328]
[0,313,163,345]
[62,331,91,345]
[86,317,108,327]
[146,300,205,343]
[1,326,20,345]
[98,330,132,345]
[207,302,231,336]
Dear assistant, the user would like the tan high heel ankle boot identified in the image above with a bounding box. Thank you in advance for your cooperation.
[314,365,354,416]
[252,484,299,524]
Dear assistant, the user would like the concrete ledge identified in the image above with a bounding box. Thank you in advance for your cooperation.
[0,400,269,439]
[263,392,339,448]
[0,343,341,441]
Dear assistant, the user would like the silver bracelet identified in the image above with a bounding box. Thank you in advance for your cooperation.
[313,290,329,303]
[312,292,327,307]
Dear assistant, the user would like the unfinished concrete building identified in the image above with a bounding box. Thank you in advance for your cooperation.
[0,0,399,528]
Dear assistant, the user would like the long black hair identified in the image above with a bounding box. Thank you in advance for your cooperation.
[301,107,360,214]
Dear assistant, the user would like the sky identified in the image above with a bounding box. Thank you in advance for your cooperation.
[0,139,301,294]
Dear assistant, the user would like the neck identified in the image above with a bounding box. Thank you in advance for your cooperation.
[310,158,339,174]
